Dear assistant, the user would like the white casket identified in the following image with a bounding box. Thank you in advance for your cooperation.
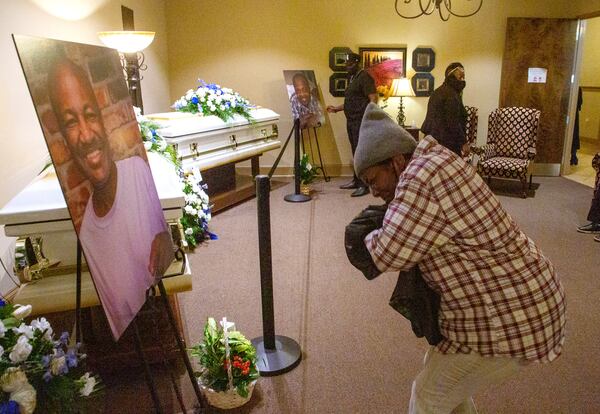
[146,107,281,172]
[0,152,184,268]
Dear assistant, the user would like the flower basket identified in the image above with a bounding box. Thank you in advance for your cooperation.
[199,379,257,409]
[190,317,259,410]
[300,183,311,196]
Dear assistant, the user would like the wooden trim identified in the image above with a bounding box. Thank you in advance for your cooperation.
[581,86,600,92]
[577,10,600,19]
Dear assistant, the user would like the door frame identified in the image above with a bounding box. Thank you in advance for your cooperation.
[562,11,600,176]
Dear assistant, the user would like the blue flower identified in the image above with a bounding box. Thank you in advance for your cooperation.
[43,370,53,382]
[59,332,69,345]
[191,96,199,104]
[66,348,78,368]
[0,400,19,414]
[0,299,5,307]
[41,355,51,368]
[208,232,219,240]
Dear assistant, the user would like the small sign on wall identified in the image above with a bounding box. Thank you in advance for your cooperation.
[528,67,547,83]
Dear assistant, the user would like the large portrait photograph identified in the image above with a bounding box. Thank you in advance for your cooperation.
[283,70,326,129]
[359,47,407,97]
[13,35,173,340]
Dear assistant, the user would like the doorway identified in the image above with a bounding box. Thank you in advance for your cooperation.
[563,16,600,188]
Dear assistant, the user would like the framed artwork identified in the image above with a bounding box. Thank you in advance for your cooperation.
[412,73,435,97]
[283,70,326,129]
[412,47,435,72]
[13,35,173,340]
[329,72,348,97]
[329,47,353,71]
[359,47,407,96]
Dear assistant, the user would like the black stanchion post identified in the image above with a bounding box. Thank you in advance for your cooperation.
[284,119,311,203]
[251,175,302,376]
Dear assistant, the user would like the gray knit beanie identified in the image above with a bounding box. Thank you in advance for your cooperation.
[354,103,417,177]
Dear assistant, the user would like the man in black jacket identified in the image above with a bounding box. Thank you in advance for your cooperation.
[327,53,378,197]
[421,62,469,156]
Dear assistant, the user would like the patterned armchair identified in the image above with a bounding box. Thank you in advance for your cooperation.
[474,107,540,198]
[463,106,478,164]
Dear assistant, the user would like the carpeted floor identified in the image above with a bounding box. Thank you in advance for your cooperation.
[110,174,600,413]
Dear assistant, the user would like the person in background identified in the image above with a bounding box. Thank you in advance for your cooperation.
[421,62,470,157]
[577,153,600,241]
[345,103,566,413]
[289,72,325,129]
[327,53,377,197]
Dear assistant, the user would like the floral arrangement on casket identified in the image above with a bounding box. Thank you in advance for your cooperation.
[171,80,254,123]
[135,108,217,249]
[0,301,99,414]
[189,318,258,409]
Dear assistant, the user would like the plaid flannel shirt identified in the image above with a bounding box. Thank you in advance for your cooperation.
[365,136,566,362]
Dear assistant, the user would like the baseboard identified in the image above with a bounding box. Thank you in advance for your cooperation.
[531,163,561,176]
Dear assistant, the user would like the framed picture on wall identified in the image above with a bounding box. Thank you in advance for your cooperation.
[412,47,435,72]
[329,47,353,71]
[329,72,348,97]
[411,72,434,97]
[359,47,407,97]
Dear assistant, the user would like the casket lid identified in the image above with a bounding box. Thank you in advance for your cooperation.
[147,107,279,138]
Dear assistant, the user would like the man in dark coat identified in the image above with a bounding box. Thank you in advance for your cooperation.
[421,62,469,156]
[327,53,378,197]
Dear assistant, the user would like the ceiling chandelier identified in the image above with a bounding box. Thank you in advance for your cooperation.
[394,0,483,21]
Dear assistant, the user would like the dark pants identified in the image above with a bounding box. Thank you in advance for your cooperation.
[588,183,600,223]
[347,118,366,187]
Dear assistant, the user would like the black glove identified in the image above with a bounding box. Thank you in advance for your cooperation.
[344,204,388,280]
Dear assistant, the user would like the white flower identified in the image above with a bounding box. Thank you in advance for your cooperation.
[184,228,193,235]
[50,355,67,375]
[182,240,188,247]
[12,304,32,320]
[231,101,237,108]
[192,184,201,194]
[185,89,195,100]
[79,372,97,397]
[13,323,34,339]
[9,335,32,363]
[144,141,153,151]
[209,105,216,112]
[1,368,36,414]
[158,139,167,151]
[197,210,206,219]
[206,212,212,221]
[0,320,6,338]
[0,346,3,357]
[197,88,206,97]
[200,192,209,202]
[220,105,225,111]
[31,317,53,340]
[184,205,195,214]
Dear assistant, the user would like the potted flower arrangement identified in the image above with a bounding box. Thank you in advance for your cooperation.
[299,153,318,195]
[0,301,99,413]
[172,80,254,123]
[189,318,258,410]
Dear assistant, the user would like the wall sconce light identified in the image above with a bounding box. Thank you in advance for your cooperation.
[394,0,483,21]
[98,30,155,112]
[389,78,415,126]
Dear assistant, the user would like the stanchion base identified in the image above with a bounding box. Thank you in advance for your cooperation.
[251,335,302,376]
[284,193,311,203]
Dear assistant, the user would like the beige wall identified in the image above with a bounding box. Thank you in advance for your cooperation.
[0,0,171,208]
[580,17,600,141]
[165,0,572,174]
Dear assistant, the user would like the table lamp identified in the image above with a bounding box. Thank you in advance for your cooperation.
[389,77,415,126]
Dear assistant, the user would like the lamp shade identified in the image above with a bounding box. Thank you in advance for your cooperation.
[98,31,155,53]
[389,77,415,97]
